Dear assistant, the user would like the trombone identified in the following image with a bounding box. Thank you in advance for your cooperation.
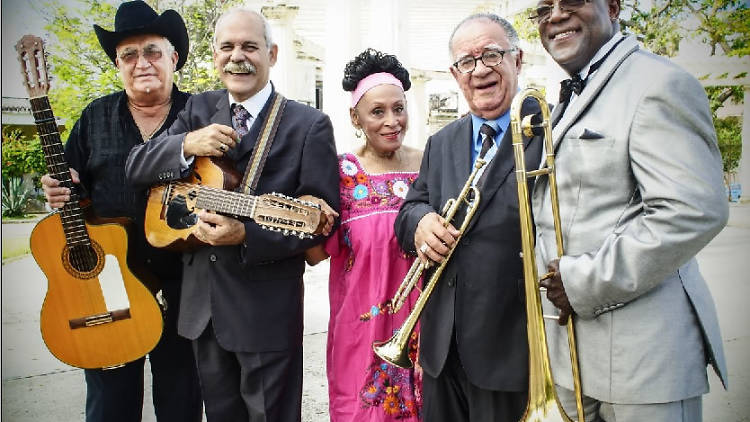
[511,88,584,422]
[372,151,489,368]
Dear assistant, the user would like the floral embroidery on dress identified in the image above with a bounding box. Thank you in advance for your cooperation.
[337,153,418,273]
[359,333,421,418]
[392,180,409,199]
[341,159,358,176]
[359,300,396,322]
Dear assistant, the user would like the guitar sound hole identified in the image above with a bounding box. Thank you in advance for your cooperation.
[68,244,99,273]
[166,194,198,229]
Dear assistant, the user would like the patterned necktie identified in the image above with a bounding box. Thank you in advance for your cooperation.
[231,103,251,137]
[478,123,497,159]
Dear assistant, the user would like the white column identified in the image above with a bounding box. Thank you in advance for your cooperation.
[365,0,407,60]
[322,0,360,154]
[263,4,298,99]
[407,72,430,149]
[739,86,750,201]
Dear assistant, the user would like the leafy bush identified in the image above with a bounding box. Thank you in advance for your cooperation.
[2,128,47,181]
[2,176,35,217]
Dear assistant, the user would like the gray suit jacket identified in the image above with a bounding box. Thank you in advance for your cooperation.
[532,36,728,403]
[125,88,339,353]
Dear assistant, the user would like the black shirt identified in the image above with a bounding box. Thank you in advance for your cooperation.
[64,85,190,283]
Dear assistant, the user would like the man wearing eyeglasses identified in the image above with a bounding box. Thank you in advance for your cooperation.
[395,13,543,422]
[40,2,202,421]
[530,0,728,421]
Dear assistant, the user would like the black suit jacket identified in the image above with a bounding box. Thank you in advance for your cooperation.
[394,98,542,391]
[125,88,339,352]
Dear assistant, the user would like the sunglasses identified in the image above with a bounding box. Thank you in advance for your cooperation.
[117,44,164,65]
[529,0,591,24]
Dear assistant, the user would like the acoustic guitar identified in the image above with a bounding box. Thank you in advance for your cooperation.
[17,35,163,369]
[145,157,325,251]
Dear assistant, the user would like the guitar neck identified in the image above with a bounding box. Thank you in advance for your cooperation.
[30,96,90,247]
[194,186,258,218]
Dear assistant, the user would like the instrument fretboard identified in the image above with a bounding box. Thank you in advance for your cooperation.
[29,96,90,247]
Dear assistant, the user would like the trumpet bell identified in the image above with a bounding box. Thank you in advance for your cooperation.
[372,334,414,369]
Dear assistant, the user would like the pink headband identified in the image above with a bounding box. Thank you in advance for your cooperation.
[351,72,404,107]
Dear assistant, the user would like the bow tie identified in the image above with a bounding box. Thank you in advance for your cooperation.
[557,36,627,106]
[559,74,585,104]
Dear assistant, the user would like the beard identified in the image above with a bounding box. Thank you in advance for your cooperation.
[223,61,256,75]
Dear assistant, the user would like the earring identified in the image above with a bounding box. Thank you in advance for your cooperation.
[355,127,363,139]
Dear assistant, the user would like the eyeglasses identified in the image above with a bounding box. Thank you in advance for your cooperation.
[117,44,164,65]
[528,0,590,24]
[452,48,517,74]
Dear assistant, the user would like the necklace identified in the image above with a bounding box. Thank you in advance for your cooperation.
[129,98,172,141]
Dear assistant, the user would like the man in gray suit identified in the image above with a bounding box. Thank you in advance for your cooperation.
[125,7,338,421]
[530,0,729,420]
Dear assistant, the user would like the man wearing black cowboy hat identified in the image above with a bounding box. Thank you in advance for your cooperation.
[41,2,202,421]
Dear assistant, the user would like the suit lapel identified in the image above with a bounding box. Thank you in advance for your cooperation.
[551,36,640,151]
[211,92,232,126]
[465,98,537,233]
[451,116,473,199]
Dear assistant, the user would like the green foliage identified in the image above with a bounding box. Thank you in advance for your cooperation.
[705,85,744,114]
[2,128,47,181]
[621,0,750,58]
[2,177,35,218]
[714,116,742,174]
[41,0,121,138]
[511,8,540,43]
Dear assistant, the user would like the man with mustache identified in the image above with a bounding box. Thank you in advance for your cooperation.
[531,0,728,420]
[125,7,339,421]
[394,13,542,421]
[40,2,202,421]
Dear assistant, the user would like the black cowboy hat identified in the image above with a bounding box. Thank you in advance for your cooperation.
[94,0,189,70]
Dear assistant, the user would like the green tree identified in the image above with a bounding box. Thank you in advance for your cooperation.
[40,0,243,137]
[620,0,749,110]
[714,116,742,175]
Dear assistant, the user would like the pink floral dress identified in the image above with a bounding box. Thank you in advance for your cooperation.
[325,153,422,421]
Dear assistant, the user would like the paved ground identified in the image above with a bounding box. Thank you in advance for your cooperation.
[2,203,749,421]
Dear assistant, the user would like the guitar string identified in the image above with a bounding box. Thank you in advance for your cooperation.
[33,99,95,271]
[163,181,312,232]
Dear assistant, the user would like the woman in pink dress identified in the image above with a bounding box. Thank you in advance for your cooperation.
[307,49,423,421]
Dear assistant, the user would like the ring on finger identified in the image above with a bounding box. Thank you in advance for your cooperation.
[419,243,429,254]
[220,144,227,152]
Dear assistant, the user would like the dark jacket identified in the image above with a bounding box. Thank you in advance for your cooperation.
[394,98,543,391]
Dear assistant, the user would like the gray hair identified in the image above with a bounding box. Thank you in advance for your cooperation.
[212,7,274,51]
[448,13,520,59]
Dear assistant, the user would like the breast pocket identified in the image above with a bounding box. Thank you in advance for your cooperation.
[564,134,616,177]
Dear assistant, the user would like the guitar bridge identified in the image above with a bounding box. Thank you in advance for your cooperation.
[69,308,131,329]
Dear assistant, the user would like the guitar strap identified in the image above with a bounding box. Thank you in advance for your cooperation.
[240,92,287,195]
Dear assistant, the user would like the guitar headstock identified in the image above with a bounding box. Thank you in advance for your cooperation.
[15,35,50,98]
[255,193,325,239]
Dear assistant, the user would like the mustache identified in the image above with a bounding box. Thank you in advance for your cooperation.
[223,61,256,74]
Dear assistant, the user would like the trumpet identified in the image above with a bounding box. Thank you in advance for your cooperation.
[511,88,584,422]
[372,153,489,368]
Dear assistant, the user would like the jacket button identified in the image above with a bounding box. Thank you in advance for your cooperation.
[447,279,455,287]
[209,254,217,262]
